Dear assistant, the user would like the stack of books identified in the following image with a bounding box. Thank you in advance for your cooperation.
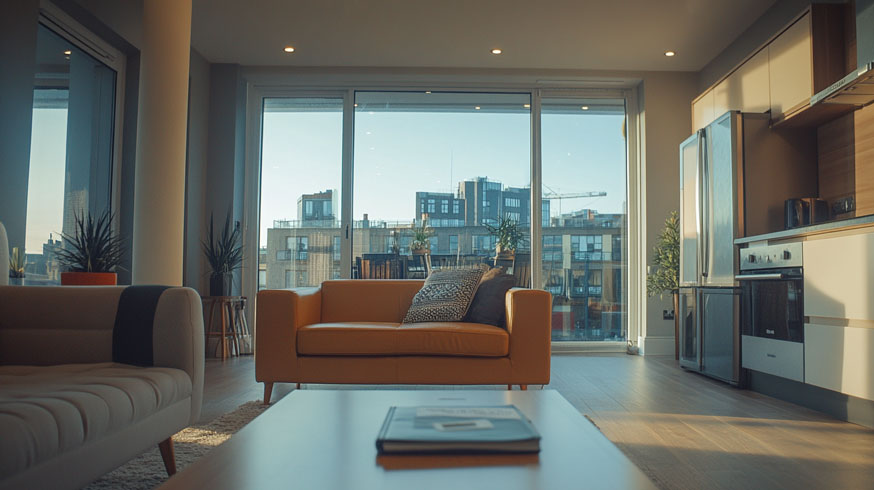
[376,405,541,454]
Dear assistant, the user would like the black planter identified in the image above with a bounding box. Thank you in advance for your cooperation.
[209,273,231,297]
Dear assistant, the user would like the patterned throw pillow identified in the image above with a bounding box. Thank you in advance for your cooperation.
[403,268,485,323]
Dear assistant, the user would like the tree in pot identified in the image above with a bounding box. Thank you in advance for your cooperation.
[485,215,524,259]
[646,211,680,358]
[56,211,124,285]
[409,216,435,255]
[202,213,243,297]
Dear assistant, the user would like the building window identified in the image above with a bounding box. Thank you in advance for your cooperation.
[506,212,520,222]
[505,198,521,208]
[333,236,341,261]
[427,198,436,213]
[287,236,308,260]
[305,201,313,216]
[430,236,438,252]
[453,201,460,214]
[449,235,458,253]
[441,200,449,213]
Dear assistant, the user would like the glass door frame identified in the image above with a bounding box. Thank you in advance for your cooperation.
[243,83,641,352]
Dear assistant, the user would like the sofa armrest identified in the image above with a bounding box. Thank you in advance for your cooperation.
[505,288,552,384]
[255,287,322,382]
[152,287,205,424]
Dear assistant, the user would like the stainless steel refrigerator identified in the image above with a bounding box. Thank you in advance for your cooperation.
[677,111,747,385]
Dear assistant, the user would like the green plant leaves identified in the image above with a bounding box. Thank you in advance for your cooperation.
[646,210,680,297]
[55,210,124,273]
[485,215,524,252]
[202,213,243,276]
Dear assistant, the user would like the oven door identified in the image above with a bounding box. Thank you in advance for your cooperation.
[738,268,804,342]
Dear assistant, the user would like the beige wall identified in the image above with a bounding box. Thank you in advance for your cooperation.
[638,72,699,353]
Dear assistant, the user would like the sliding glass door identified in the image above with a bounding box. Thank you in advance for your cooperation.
[258,97,343,290]
[540,98,628,341]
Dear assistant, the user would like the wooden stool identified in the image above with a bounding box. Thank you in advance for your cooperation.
[203,296,248,360]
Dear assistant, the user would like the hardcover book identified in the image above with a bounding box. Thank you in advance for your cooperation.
[376,405,541,454]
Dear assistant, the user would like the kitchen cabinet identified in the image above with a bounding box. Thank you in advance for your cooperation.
[768,12,813,120]
[690,4,847,130]
[692,90,715,132]
[803,230,874,402]
[803,232,874,321]
[805,323,874,401]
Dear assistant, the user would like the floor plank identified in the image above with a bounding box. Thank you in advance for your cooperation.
[200,353,874,490]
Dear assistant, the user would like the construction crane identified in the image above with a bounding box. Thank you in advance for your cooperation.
[542,189,607,216]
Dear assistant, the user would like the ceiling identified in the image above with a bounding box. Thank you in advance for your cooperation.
[188,0,778,71]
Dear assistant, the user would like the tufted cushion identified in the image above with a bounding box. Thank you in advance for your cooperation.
[0,362,192,479]
[402,268,484,323]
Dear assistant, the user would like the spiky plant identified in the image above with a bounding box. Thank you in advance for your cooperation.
[410,216,435,251]
[202,213,243,278]
[9,247,26,278]
[647,211,680,297]
[55,211,124,273]
[485,215,525,253]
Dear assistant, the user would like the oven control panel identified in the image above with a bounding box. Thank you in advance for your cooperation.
[740,242,803,271]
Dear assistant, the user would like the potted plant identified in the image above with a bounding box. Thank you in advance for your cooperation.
[485,215,524,259]
[202,213,243,296]
[9,247,25,286]
[56,211,124,285]
[646,211,680,358]
[410,216,435,255]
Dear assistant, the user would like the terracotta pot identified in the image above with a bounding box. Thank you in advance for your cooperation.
[61,272,117,286]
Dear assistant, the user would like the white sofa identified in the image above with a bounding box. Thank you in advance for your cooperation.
[0,285,204,490]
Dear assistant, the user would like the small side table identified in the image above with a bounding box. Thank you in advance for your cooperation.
[202,296,251,360]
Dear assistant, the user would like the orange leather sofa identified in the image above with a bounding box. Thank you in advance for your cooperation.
[256,280,552,403]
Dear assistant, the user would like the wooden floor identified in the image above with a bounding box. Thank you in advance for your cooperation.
[201,354,874,490]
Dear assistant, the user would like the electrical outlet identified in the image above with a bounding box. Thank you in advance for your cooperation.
[832,196,855,215]
[663,309,675,320]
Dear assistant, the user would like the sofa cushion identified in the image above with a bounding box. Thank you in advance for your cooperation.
[297,321,509,357]
[0,362,192,480]
[402,268,484,323]
[465,267,516,328]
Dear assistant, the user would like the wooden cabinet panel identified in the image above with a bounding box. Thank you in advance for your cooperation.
[803,232,874,321]
[769,12,812,118]
[692,90,715,132]
[805,323,874,401]
[734,48,771,113]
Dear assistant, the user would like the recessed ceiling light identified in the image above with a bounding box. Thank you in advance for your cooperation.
[581,106,589,110]
[491,48,503,55]
[664,50,676,57]
[283,46,295,53]
[523,104,531,108]
[475,106,481,110]
[353,103,358,107]
[63,50,72,55]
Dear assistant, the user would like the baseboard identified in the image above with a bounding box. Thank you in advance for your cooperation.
[638,335,675,356]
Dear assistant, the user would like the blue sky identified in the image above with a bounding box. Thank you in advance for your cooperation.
[259,103,626,244]
[25,108,67,253]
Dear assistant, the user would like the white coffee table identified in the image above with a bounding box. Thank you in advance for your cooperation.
[159,390,656,490]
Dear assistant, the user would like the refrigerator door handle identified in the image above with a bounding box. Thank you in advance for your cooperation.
[701,127,709,279]
[696,129,706,281]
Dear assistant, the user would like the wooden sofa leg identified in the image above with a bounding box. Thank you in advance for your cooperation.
[158,437,176,476]
[507,384,512,390]
[520,385,527,391]
[263,382,274,405]
[296,383,301,389]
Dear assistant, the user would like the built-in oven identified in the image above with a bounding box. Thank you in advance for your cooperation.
[737,242,805,382]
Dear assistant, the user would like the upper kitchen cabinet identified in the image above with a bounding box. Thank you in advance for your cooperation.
[692,90,715,132]
[770,5,850,126]
[691,4,850,131]
[715,47,771,117]
[768,12,813,120]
